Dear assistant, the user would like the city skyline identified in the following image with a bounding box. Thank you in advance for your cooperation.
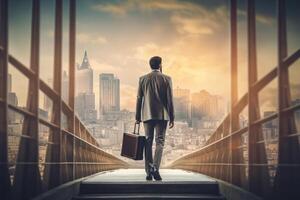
[8,0,300,112]
[74,50,228,115]
[42,50,228,119]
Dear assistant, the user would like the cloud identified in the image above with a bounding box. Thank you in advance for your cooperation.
[171,14,215,35]
[91,2,131,16]
[77,33,107,45]
[170,5,228,35]
[134,42,170,62]
[140,0,195,11]
[90,0,228,35]
[256,14,275,25]
[90,0,198,15]
[237,9,275,25]
[89,59,117,72]
[120,84,137,111]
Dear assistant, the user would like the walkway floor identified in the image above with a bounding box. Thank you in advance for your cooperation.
[83,168,217,183]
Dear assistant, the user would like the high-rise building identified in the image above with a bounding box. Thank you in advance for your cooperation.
[76,51,93,95]
[75,92,97,122]
[99,73,120,117]
[7,74,17,106]
[191,90,225,119]
[74,51,97,122]
[7,74,19,123]
[173,87,190,122]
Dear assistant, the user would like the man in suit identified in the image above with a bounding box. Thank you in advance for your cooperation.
[135,56,174,181]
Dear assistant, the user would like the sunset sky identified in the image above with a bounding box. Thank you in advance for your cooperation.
[7,0,300,113]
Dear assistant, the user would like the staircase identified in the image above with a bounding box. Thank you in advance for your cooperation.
[72,169,225,200]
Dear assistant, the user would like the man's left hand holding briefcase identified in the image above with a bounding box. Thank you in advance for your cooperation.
[121,122,145,160]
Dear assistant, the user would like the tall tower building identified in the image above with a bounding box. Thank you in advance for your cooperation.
[76,51,93,95]
[7,74,19,123]
[191,90,219,119]
[99,73,120,117]
[75,51,97,123]
[173,87,191,122]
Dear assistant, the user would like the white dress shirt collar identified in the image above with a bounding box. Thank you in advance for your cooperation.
[152,69,161,72]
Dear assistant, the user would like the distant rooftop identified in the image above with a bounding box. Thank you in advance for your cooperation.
[78,50,91,70]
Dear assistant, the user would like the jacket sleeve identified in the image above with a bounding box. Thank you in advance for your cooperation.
[135,77,143,121]
[167,77,175,122]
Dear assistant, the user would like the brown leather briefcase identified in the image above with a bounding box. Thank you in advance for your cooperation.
[121,123,145,160]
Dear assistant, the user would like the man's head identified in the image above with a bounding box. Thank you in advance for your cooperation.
[149,56,162,70]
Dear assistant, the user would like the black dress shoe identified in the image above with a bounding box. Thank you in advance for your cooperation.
[146,174,152,181]
[151,170,162,181]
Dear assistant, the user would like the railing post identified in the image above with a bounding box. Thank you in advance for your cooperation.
[52,0,64,183]
[69,0,76,180]
[29,0,41,194]
[274,0,300,198]
[13,0,41,198]
[247,0,257,192]
[230,0,238,123]
[0,0,10,199]
[230,0,241,188]
[247,0,271,196]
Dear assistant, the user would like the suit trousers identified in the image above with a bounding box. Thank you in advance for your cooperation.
[143,120,168,175]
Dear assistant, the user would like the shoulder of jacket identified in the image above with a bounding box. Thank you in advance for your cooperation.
[163,74,172,81]
[139,74,146,80]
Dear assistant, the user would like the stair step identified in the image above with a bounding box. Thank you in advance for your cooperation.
[73,194,226,200]
[74,169,226,200]
[80,182,220,195]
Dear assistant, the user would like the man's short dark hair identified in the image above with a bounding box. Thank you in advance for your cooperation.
[149,56,162,69]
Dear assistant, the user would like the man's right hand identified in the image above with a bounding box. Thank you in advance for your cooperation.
[135,120,141,124]
[169,121,174,129]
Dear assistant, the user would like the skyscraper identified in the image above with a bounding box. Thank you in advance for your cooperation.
[75,51,97,123]
[75,92,97,122]
[173,87,191,122]
[7,74,19,123]
[76,51,93,95]
[191,90,224,119]
[99,73,120,117]
[7,73,17,106]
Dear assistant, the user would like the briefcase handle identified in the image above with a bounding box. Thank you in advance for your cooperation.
[133,122,140,135]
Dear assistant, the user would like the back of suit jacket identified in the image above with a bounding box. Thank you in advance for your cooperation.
[136,70,174,122]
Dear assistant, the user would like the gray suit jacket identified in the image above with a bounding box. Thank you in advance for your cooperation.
[135,70,174,122]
